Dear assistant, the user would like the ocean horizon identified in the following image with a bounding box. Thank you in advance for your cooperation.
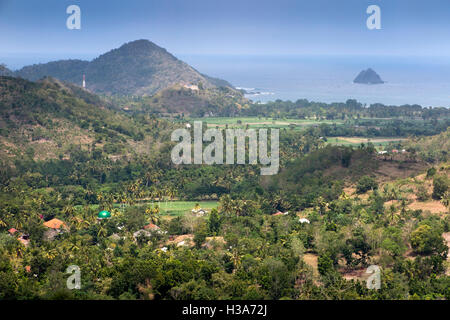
[181,54,450,108]
[2,53,449,108]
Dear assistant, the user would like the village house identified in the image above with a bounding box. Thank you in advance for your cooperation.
[182,83,199,91]
[18,233,30,247]
[192,207,208,217]
[133,223,165,241]
[43,218,68,241]
[144,223,160,231]
[133,229,152,241]
[272,210,289,216]
[7,227,30,247]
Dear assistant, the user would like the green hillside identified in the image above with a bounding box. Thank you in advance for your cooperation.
[0,76,176,163]
[120,83,247,117]
[14,40,234,96]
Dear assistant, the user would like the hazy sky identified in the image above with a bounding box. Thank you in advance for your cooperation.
[0,0,449,60]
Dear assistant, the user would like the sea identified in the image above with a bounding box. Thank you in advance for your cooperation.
[180,54,450,108]
[3,53,450,108]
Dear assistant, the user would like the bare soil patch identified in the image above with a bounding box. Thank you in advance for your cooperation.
[341,268,369,281]
[166,234,194,247]
[374,161,427,183]
[337,137,406,144]
[303,253,319,277]
[408,201,447,214]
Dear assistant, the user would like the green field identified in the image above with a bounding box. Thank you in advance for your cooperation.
[75,200,219,217]
[326,137,406,149]
[157,200,218,217]
[187,116,344,130]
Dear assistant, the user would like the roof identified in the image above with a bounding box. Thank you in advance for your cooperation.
[272,211,283,216]
[18,238,30,247]
[43,218,68,230]
[133,229,152,239]
[98,210,111,219]
[8,228,17,234]
[144,223,160,230]
[166,234,194,247]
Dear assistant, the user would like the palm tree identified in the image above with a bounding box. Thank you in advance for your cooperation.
[144,171,153,187]
[44,248,58,260]
[146,205,161,224]
[230,248,243,273]
[167,186,176,206]
[389,204,396,223]
[219,195,233,215]
[65,236,82,256]
[232,200,246,217]
[70,216,90,231]
[14,219,23,231]
[156,189,163,207]
[62,205,74,218]
[97,224,107,238]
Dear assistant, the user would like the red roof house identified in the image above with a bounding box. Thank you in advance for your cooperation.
[144,223,160,231]
[43,218,68,230]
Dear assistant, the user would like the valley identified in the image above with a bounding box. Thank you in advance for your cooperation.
[0,39,449,301]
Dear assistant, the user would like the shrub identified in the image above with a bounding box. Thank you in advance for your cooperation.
[416,185,429,201]
[426,167,437,178]
[356,175,378,194]
[318,253,334,276]
[432,175,449,200]
[410,224,447,255]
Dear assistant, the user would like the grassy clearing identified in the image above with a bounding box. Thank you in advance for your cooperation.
[326,137,406,148]
[187,117,344,129]
[74,200,219,217]
[157,200,219,216]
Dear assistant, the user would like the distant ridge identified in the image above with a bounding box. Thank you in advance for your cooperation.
[353,68,384,84]
[14,40,234,95]
[0,64,14,76]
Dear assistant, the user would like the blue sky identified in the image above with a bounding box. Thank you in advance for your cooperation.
[0,0,449,64]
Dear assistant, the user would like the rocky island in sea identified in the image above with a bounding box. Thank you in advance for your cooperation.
[353,68,384,84]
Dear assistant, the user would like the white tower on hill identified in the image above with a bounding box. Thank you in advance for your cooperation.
[82,74,86,89]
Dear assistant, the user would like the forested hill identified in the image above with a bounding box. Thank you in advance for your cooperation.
[0,76,176,163]
[0,64,14,76]
[14,60,89,85]
[14,40,234,96]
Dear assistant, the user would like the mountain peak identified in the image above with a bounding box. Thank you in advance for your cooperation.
[117,39,168,54]
[14,40,232,95]
[353,68,384,84]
